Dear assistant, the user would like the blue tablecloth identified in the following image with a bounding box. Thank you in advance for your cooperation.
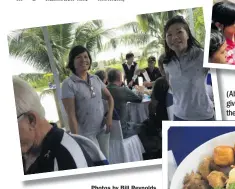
[168,127,235,166]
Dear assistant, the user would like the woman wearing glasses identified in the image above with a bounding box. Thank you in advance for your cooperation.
[61,45,114,159]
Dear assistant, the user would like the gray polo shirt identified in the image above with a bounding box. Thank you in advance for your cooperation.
[61,73,106,136]
[163,47,214,120]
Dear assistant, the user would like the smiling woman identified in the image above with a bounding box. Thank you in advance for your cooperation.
[163,15,214,121]
[61,45,114,160]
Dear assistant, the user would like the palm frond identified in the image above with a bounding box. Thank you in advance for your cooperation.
[141,40,164,57]
[18,73,46,81]
[115,21,141,33]
[40,88,54,100]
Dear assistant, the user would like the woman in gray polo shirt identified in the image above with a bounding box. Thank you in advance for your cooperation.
[61,45,114,159]
[163,16,214,121]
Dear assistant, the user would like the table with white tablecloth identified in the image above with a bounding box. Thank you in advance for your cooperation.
[126,98,150,123]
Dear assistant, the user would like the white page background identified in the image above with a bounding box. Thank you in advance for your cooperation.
[0,0,219,188]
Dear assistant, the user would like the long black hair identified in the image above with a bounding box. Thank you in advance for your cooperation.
[67,45,92,74]
[163,15,201,64]
[209,29,225,58]
[211,1,235,30]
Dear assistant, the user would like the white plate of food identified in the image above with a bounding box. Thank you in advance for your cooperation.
[170,131,235,189]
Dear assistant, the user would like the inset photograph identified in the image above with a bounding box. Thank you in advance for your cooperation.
[205,0,235,70]
[164,123,235,189]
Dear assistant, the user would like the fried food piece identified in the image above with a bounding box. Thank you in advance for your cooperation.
[184,171,202,184]
[198,157,212,180]
[210,160,232,176]
[227,167,235,188]
[214,146,234,166]
[207,171,228,188]
[183,172,210,189]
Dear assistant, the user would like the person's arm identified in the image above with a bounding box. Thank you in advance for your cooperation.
[123,87,143,103]
[164,65,171,89]
[62,98,78,134]
[122,65,126,80]
[128,64,139,87]
[61,80,78,134]
[143,81,155,88]
[102,87,114,133]
[133,63,139,75]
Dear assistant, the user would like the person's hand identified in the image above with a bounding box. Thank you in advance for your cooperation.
[128,80,134,87]
[145,90,152,95]
[143,81,152,88]
[135,85,145,94]
[105,116,112,133]
[135,69,145,75]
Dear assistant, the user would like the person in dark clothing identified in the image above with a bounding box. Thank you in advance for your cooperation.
[139,56,162,89]
[13,76,108,175]
[149,54,169,131]
[139,53,169,160]
[122,52,139,88]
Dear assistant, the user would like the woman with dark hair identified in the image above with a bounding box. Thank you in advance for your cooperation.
[209,29,227,63]
[61,45,114,159]
[212,1,235,64]
[163,15,214,121]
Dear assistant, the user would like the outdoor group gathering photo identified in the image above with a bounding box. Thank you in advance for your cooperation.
[7,5,217,177]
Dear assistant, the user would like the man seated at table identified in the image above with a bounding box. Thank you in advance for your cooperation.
[13,76,108,175]
[107,69,144,138]
[137,56,162,89]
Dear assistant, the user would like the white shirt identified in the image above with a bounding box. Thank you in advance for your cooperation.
[122,62,139,81]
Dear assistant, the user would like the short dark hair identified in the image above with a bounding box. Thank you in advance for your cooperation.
[108,68,120,83]
[209,29,225,58]
[148,56,156,63]
[95,70,106,82]
[67,45,92,74]
[126,52,134,60]
[163,15,201,64]
[212,1,235,29]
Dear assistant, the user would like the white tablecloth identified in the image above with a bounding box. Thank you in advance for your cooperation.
[126,99,150,123]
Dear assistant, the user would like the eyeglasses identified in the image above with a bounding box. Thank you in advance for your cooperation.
[17,112,26,121]
[90,86,96,98]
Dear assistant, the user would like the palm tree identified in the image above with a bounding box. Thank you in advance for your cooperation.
[104,8,206,64]
[104,11,185,60]
[8,20,113,128]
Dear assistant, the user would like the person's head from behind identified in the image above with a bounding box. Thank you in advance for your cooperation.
[147,56,156,71]
[108,68,122,86]
[212,1,235,40]
[158,53,166,76]
[67,45,92,75]
[164,15,201,58]
[209,29,227,64]
[126,52,134,64]
[13,76,49,155]
[95,70,107,84]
